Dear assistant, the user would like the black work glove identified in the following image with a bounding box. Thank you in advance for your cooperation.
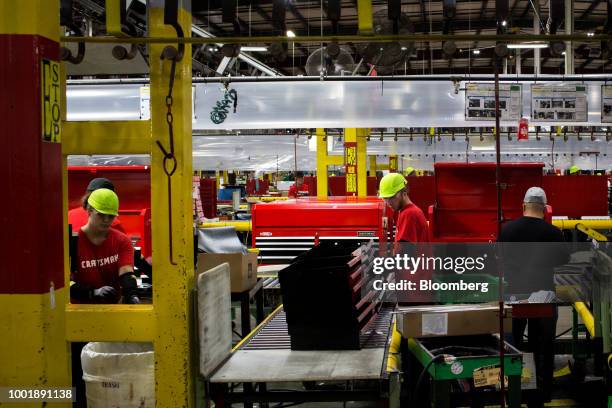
[125,294,140,304]
[91,286,117,302]
[70,282,92,302]
[120,273,140,304]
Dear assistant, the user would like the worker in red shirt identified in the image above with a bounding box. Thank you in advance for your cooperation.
[288,171,310,198]
[68,177,125,234]
[379,173,429,243]
[70,188,139,305]
[69,188,140,407]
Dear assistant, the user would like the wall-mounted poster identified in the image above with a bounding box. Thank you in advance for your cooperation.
[602,86,612,123]
[465,83,522,121]
[531,84,587,122]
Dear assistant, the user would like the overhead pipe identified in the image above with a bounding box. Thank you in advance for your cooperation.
[66,73,612,85]
[61,33,612,45]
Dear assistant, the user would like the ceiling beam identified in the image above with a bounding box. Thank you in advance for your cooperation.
[472,0,491,55]
[520,0,532,19]
[195,19,226,34]
[420,0,427,25]
[579,57,596,70]
[578,0,603,21]
[287,3,312,33]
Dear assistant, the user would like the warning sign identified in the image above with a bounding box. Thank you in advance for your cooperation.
[345,142,357,194]
[41,59,61,142]
[473,365,508,388]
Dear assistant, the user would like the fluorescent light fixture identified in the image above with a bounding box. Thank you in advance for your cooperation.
[562,51,566,55]
[587,32,595,37]
[286,30,296,38]
[507,43,548,49]
[241,46,268,52]
[473,49,481,55]
[501,20,507,27]
[401,46,407,51]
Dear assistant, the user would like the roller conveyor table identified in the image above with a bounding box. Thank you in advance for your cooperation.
[207,305,399,407]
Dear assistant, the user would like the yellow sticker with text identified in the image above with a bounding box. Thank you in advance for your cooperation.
[41,59,61,143]
[473,366,507,388]
[346,146,356,166]
[346,173,357,193]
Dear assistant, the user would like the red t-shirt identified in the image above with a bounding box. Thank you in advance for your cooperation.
[394,203,431,302]
[68,207,125,234]
[395,203,429,243]
[74,228,134,303]
[288,183,309,198]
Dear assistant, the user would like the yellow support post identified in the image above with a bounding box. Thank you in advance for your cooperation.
[149,1,194,406]
[369,155,377,175]
[357,129,368,197]
[389,155,398,173]
[216,170,221,190]
[223,170,229,185]
[105,0,126,37]
[357,0,373,34]
[316,128,328,199]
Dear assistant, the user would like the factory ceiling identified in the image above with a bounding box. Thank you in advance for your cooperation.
[68,0,611,77]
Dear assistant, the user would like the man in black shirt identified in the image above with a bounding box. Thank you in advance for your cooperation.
[499,186,569,407]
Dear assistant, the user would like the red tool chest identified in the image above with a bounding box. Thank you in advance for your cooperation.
[252,197,391,263]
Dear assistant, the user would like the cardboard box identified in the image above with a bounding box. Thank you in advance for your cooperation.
[197,252,257,293]
[397,304,512,338]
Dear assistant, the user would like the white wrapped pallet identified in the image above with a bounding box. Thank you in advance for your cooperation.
[81,342,154,408]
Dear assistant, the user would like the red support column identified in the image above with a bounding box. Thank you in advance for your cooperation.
[0,0,69,392]
[0,35,63,294]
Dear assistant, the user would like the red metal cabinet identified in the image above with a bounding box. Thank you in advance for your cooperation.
[199,177,217,219]
[252,197,390,263]
[429,162,547,242]
[542,175,608,218]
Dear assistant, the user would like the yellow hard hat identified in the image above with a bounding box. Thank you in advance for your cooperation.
[87,188,119,216]
[379,173,407,198]
[405,166,415,176]
[569,165,580,175]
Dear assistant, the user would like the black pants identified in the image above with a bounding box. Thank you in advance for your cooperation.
[510,307,558,403]
[71,342,87,408]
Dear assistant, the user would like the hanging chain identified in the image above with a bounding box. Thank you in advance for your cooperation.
[156,39,183,266]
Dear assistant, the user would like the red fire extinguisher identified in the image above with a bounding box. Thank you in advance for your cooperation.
[518,118,529,140]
